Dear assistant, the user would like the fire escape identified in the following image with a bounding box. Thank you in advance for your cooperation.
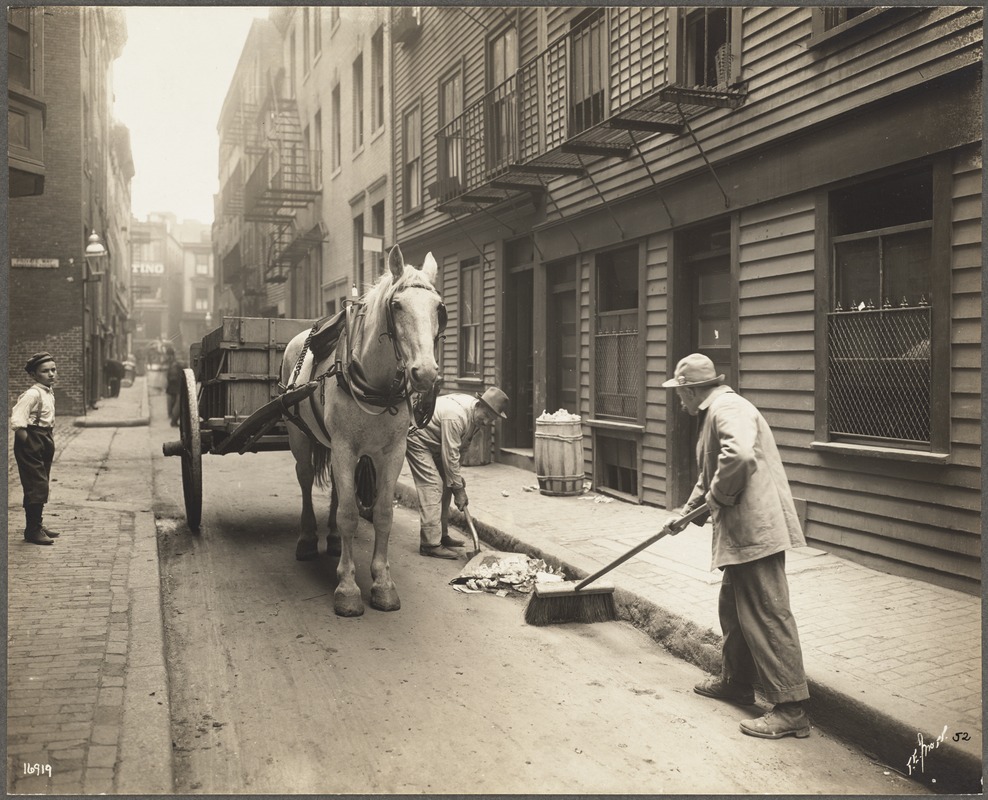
[430,7,747,220]
[223,68,324,296]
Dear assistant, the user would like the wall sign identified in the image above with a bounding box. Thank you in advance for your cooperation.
[12,258,59,268]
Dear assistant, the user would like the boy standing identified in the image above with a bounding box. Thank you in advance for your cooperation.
[11,352,61,545]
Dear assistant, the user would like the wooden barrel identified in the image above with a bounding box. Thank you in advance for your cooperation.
[534,418,584,497]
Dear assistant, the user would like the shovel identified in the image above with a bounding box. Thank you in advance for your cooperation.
[462,507,481,557]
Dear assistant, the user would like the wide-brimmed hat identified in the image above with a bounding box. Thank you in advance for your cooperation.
[476,387,509,419]
[661,353,725,388]
[25,351,55,374]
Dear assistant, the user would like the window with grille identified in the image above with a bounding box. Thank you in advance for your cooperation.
[569,9,607,136]
[459,257,482,377]
[403,104,422,213]
[594,246,640,421]
[827,168,935,448]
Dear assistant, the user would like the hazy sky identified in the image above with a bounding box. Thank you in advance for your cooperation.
[113,6,271,224]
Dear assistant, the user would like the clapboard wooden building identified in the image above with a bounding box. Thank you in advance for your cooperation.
[390,6,983,592]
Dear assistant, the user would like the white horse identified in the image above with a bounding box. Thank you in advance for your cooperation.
[281,245,444,616]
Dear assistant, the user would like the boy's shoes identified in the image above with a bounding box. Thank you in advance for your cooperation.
[41,526,60,538]
[24,528,54,545]
[440,533,466,548]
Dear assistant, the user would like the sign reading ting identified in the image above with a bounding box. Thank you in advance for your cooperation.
[12,258,59,269]
[132,261,165,275]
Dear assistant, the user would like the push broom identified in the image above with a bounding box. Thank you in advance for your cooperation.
[524,503,709,626]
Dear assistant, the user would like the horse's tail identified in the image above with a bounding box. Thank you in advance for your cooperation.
[312,442,332,488]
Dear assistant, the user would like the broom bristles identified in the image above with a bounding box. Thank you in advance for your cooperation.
[524,580,618,626]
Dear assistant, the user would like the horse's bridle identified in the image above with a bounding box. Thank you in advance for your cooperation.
[335,284,447,427]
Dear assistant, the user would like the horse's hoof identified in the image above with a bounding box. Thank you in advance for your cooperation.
[327,537,342,558]
[371,586,401,612]
[295,540,319,561]
[334,590,364,617]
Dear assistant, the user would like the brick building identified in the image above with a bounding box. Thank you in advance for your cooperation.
[8,7,131,415]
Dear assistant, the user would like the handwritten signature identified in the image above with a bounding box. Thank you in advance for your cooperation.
[906,725,949,776]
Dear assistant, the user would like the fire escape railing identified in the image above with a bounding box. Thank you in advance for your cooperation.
[433,8,746,213]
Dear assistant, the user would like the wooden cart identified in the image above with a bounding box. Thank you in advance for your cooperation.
[162,316,317,531]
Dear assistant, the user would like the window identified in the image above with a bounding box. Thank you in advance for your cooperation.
[352,53,364,150]
[459,257,482,377]
[371,200,385,277]
[313,109,322,187]
[569,9,607,135]
[194,287,209,312]
[195,253,210,275]
[486,24,518,171]
[439,69,463,187]
[371,27,385,131]
[313,7,321,56]
[826,168,937,448]
[676,7,739,88]
[402,104,422,213]
[303,8,310,68]
[330,7,340,28]
[594,246,640,421]
[8,8,32,88]
[353,214,365,291]
[288,32,296,97]
[331,83,341,170]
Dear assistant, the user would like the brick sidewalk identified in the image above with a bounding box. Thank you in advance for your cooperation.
[7,504,136,793]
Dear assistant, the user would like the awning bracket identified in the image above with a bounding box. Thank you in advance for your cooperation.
[677,104,730,209]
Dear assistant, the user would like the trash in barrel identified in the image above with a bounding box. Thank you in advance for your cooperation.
[534,409,584,497]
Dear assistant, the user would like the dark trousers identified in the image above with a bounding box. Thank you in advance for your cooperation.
[719,551,810,705]
[14,426,55,506]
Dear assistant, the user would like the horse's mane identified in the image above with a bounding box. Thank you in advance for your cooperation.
[361,262,437,306]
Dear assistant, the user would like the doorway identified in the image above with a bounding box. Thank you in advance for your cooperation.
[545,259,578,414]
[671,218,736,504]
[502,238,534,449]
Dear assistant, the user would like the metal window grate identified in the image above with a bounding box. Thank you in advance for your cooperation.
[594,324,639,419]
[827,307,931,444]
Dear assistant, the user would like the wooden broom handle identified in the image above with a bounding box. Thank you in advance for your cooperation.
[574,503,710,592]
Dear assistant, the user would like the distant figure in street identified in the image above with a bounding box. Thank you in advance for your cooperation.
[104,358,125,398]
[405,387,509,559]
[165,357,185,427]
[10,352,62,545]
[663,353,810,740]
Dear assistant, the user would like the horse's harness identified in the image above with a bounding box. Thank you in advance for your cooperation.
[281,285,447,444]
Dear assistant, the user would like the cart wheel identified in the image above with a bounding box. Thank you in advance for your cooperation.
[179,367,203,532]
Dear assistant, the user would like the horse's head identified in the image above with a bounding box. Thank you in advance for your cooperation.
[386,245,444,393]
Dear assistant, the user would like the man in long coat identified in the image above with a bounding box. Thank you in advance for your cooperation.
[664,353,810,739]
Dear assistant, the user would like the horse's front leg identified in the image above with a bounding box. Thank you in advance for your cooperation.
[330,452,364,617]
[327,478,342,558]
[368,454,402,612]
[291,429,319,562]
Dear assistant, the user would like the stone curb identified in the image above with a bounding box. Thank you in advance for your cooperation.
[72,416,150,428]
[393,477,981,794]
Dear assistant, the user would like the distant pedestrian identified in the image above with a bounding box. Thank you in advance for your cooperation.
[405,387,509,559]
[10,352,62,545]
[104,357,125,398]
[663,353,810,739]
[165,357,184,427]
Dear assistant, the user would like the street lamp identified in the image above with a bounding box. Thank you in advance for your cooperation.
[82,230,108,410]
[84,230,107,281]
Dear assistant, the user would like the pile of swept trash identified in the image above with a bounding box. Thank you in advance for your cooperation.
[450,551,566,596]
